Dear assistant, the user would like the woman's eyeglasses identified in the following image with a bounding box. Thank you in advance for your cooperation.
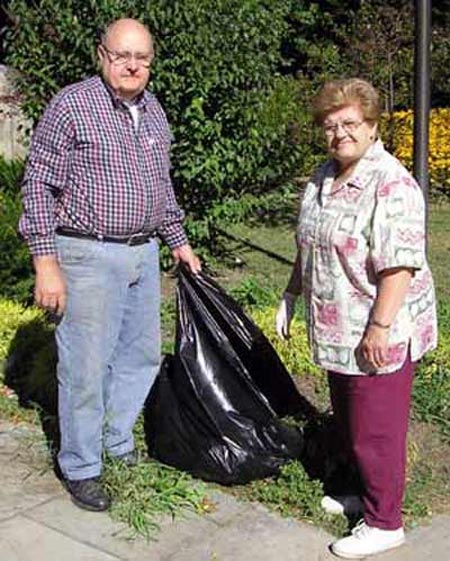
[322,119,364,137]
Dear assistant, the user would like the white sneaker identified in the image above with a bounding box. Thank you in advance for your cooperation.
[331,521,405,559]
[321,495,363,516]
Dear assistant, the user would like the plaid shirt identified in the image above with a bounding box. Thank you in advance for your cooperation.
[19,76,188,256]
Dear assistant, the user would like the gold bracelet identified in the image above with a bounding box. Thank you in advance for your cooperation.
[369,318,391,329]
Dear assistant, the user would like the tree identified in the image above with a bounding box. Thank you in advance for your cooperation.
[281,0,358,82]
[341,0,414,112]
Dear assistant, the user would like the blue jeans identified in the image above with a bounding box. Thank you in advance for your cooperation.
[55,236,161,480]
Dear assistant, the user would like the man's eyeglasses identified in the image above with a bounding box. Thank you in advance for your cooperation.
[322,119,364,137]
[101,44,153,68]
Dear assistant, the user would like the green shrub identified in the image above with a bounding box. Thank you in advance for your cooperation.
[0,299,44,363]
[0,157,33,304]
[229,278,278,310]
[3,0,312,239]
[0,299,56,412]
[0,156,24,194]
[250,306,322,379]
[414,332,450,440]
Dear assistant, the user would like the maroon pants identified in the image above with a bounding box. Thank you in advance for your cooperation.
[328,355,415,530]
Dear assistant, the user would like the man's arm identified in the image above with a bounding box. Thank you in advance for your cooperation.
[152,102,200,273]
[20,93,74,313]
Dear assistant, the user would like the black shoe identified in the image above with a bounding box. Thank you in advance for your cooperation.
[65,477,111,512]
[115,450,138,467]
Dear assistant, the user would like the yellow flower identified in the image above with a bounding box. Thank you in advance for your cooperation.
[381,109,450,194]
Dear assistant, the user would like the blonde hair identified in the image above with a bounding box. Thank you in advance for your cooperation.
[312,78,380,125]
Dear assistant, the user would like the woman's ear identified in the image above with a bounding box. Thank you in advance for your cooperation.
[369,123,378,141]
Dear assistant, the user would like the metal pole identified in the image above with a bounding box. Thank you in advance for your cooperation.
[413,0,431,221]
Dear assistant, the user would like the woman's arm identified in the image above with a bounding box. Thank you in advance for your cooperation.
[285,250,302,295]
[276,250,302,339]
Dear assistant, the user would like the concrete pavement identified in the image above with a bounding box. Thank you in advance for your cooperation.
[0,421,448,561]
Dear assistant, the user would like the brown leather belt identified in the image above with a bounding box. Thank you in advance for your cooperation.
[56,227,156,246]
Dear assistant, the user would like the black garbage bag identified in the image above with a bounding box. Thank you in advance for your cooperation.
[145,269,309,485]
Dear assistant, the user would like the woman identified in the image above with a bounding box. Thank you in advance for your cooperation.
[276,78,437,559]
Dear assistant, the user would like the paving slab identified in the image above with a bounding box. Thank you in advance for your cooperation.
[0,425,63,521]
[28,497,214,561]
[26,491,254,561]
[1,421,449,561]
[0,515,120,561]
[167,501,333,561]
[370,515,450,561]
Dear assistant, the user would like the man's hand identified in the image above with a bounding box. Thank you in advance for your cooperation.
[33,255,67,315]
[275,292,298,340]
[171,244,201,275]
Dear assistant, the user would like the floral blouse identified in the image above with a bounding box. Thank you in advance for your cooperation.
[297,140,437,375]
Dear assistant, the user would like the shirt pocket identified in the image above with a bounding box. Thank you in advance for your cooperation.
[140,133,170,179]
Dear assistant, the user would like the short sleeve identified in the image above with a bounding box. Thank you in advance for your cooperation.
[370,170,426,274]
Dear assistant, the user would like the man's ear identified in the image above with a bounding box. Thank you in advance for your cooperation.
[96,45,103,63]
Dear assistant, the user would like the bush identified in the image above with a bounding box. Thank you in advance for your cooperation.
[3,0,314,242]
[381,109,450,197]
[413,326,450,440]
[250,306,323,379]
[0,299,44,363]
[0,298,56,412]
[0,157,33,304]
[0,156,25,194]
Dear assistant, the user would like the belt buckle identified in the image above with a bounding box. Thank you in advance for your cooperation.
[127,232,145,246]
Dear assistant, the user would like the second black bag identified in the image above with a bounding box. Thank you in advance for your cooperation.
[145,269,309,485]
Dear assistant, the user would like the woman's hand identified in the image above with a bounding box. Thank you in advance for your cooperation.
[358,324,390,369]
[357,267,413,370]
[276,292,298,340]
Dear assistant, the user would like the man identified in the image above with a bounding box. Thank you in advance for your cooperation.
[19,18,200,512]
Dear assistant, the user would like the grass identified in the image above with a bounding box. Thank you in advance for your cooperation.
[217,201,450,298]
[428,202,450,298]
[413,361,450,440]
[1,203,449,539]
[228,460,349,537]
[102,427,207,539]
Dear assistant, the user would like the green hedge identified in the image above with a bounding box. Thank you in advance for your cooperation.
[0,157,33,304]
[3,0,317,230]
[0,299,56,413]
